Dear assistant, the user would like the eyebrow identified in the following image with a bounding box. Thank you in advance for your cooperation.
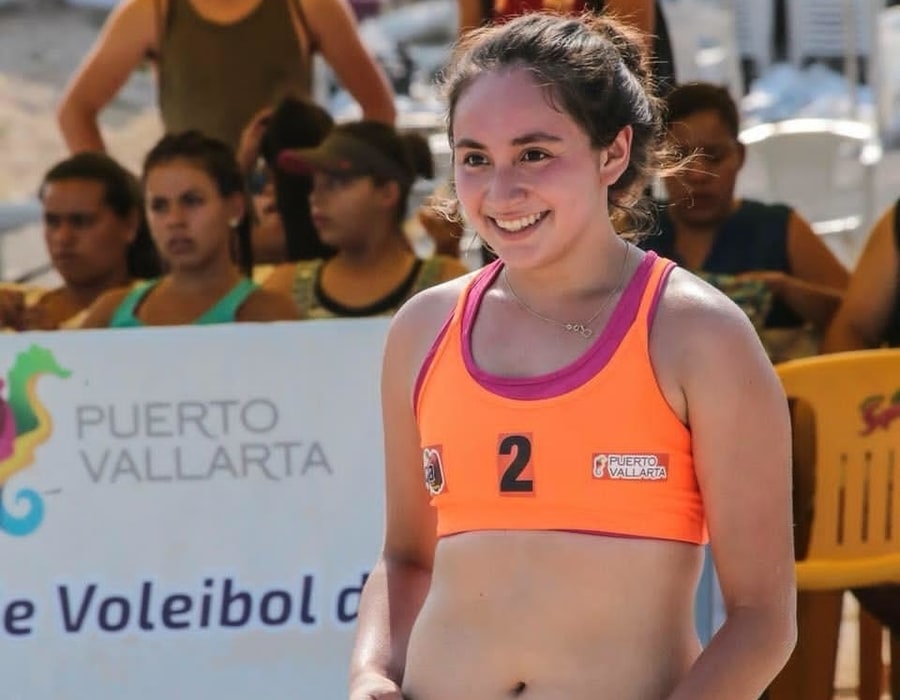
[454,131,564,150]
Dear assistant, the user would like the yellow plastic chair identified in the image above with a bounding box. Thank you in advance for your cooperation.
[774,348,900,700]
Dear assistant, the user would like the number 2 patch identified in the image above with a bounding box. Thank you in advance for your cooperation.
[497,433,535,495]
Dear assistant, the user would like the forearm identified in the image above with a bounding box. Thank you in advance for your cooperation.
[778,277,844,330]
[350,557,431,692]
[667,607,796,700]
[57,100,106,153]
[822,315,878,353]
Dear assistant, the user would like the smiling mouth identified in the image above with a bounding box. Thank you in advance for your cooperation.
[491,210,549,233]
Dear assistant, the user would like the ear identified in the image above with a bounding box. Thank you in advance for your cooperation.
[594,125,633,187]
[735,140,746,169]
[225,192,247,227]
[378,180,401,212]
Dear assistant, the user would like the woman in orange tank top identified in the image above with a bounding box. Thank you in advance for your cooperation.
[350,13,797,700]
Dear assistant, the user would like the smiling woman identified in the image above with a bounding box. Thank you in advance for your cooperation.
[78,131,301,328]
[349,12,797,700]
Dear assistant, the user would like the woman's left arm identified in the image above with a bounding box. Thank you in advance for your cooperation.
[778,211,849,329]
[660,287,797,699]
[302,0,396,124]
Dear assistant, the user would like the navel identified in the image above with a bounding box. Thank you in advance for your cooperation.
[509,680,528,696]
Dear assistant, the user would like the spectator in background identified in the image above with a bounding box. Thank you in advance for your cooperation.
[237,96,336,267]
[0,152,160,331]
[57,0,395,153]
[821,201,900,698]
[80,131,299,328]
[265,121,468,318]
[642,82,848,361]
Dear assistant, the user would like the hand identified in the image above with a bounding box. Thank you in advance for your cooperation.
[236,106,275,175]
[417,205,463,258]
[0,288,27,331]
[736,270,789,295]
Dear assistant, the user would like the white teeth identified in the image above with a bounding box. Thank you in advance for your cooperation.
[493,211,545,232]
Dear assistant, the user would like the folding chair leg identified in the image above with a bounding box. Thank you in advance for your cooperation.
[766,590,843,700]
[859,608,884,700]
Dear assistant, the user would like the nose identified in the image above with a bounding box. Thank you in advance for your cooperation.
[485,164,526,208]
[47,220,77,250]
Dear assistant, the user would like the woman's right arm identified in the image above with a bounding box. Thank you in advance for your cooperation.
[822,206,900,352]
[57,0,159,153]
[349,297,441,700]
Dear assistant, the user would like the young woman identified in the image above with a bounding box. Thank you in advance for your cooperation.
[264,121,468,318]
[0,152,160,331]
[81,131,299,327]
[644,82,848,342]
[350,12,796,700]
[57,0,395,153]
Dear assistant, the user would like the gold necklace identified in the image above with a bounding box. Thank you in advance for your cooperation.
[503,241,630,339]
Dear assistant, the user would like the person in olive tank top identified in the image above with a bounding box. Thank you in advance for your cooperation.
[80,131,299,328]
[57,0,395,153]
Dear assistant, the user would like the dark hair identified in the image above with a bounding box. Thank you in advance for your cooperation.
[442,11,669,233]
[664,82,740,139]
[40,152,161,279]
[259,97,335,261]
[143,130,253,275]
[339,120,434,224]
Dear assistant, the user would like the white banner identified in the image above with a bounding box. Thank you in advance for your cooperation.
[0,320,390,699]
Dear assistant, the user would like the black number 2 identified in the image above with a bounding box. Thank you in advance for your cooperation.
[499,434,533,493]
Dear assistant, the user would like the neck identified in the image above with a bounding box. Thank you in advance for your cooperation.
[332,227,410,271]
[166,255,242,295]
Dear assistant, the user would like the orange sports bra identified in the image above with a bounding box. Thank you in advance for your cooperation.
[414,251,708,545]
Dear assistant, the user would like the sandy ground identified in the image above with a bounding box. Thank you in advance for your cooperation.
[0,0,161,201]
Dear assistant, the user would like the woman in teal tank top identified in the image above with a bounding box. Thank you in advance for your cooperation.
[80,131,300,328]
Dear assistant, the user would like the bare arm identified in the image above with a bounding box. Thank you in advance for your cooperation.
[656,275,796,699]
[350,293,453,699]
[823,207,899,352]
[57,0,159,153]
[457,0,487,37]
[740,211,849,330]
[604,0,655,34]
[303,0,396,125]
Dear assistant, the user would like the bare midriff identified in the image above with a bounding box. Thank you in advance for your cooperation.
[402,530,704,700]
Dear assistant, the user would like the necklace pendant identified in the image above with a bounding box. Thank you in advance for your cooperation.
[566,323,593,338]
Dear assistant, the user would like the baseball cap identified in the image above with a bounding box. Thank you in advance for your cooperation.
[277,123,413,185]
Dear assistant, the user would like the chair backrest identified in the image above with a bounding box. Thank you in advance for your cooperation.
[658,0,744,100]
[787,0,879,64]
[737,118,881,267]
[777,350,900,569]
[875,6,900,140]
[731,0,774,75]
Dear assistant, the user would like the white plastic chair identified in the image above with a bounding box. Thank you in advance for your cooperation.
[737,117,883,268]
[786,0,883,118]
[659,0,744,100]
[875,5,900,141]
[731,0,775,78]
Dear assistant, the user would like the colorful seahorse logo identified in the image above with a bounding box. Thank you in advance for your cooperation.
[0,345,71,536]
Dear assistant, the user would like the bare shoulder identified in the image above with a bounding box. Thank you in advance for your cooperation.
[237,288,302,322]
[78,287,133,329]
[652,267,771,381]
[260,262,298,296]
[385,270,479,385]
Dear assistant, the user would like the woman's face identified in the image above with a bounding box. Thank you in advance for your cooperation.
[663,109,745,228]
[41,178,135,287]
[308,172,386,250]
[451,67,613,270]
[144,159,243,272]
